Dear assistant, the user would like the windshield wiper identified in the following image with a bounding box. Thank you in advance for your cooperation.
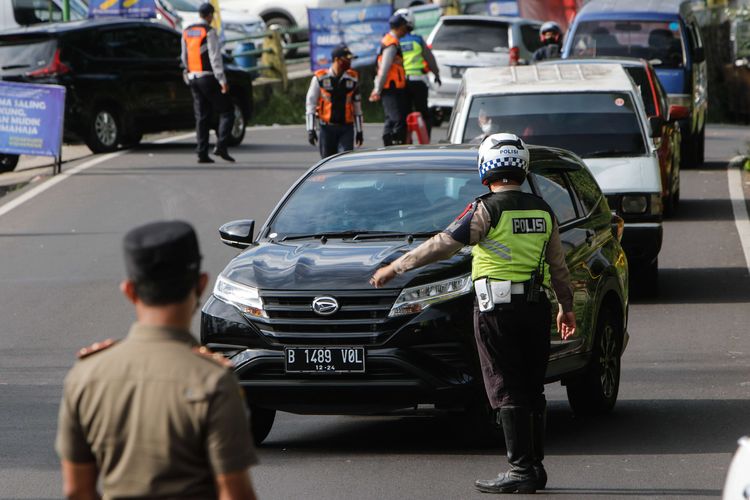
[1,64,30,70]
[584,150,638,158]
[278,230,393,242]
[353,230,441,241]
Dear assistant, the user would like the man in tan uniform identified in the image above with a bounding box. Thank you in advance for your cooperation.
[56,220,258,500]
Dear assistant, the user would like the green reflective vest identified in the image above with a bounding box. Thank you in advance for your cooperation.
[400,34,426,77]
[471,191,554,285]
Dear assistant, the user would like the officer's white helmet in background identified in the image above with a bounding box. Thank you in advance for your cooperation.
[477,133,530,185]
[395,8,415,30]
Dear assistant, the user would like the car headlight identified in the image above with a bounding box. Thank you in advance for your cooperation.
[620,194,662,215]
[213,275,267,318]
[389,274,473,317]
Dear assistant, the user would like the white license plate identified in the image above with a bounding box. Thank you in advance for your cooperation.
[284,347,365,373]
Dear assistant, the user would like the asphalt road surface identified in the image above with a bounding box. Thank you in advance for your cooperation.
[1,124,749,500]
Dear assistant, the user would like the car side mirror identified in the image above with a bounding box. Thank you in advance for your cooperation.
[611,212,624,242]
[648,116,664,138]
[693,46,705,63]
[667,104,690,121]
[219,219,255,249]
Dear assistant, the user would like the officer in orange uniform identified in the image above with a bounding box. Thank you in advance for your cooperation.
[181,2,235,163]
[369,12,409,146]
[305,44,363,158]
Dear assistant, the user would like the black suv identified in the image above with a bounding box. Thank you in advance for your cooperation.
[201,145,629,444]
[0,18,252,161]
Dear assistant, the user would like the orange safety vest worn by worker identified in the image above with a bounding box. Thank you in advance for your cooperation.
[377,32,406,90]
[183,23,213,73]
[315,68,360,125]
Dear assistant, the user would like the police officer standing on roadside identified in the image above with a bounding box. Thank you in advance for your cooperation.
[56,220,259,500]
[371,133,576,494]
[532,21,564,62]
[182,2,236,163]
[305,43,364,158]
[395,8,441,139]
[369,12,409,146]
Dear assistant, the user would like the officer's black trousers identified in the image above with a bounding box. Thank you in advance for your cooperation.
[380,88,406,145]
[319,123,354,158]
[190,76,234,156]
[405,79,431,137]
[473,295,551,410]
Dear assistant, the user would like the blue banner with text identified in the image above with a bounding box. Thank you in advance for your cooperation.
[88,0,156,18]
[0,82,66,158]
[308,4,392,72]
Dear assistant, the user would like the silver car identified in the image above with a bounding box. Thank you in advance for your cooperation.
[426,15,543,125]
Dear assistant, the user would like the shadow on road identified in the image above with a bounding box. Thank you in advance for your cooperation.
[632,266,750,304]
[671,198,735,221]
[261,399,748,457]
[545,487,721,496]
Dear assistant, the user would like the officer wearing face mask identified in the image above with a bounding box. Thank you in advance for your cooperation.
[532,21,563,62]
[305,44,364,158]
[471,109,499,144]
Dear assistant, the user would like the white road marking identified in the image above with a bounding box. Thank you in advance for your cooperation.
[0,132,195,220]
[727,156,750,272]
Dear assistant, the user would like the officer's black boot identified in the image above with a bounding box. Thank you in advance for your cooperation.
[474,406,537,494]
[382,133,393,147]
[531,402,547,490]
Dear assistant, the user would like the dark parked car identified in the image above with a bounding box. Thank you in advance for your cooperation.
[0,18,252,163]
[201,145,629,444]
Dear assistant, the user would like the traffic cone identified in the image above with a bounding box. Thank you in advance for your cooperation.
[406,112,430,145]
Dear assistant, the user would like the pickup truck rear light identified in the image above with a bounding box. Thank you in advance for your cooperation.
[509,46,520,66]
[26,48,70,78]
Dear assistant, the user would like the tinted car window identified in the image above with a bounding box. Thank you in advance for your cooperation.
[269,170,513,237]
[99,28,148,59]
[463,92,646,157]
[570,20,685,69]
[432,20,509,52]
[521,24,542,52]
[623,65,657,117]
[567,168,602,215]
[532,173,577,224]
[0,37,56,76]
[144,28,180,59]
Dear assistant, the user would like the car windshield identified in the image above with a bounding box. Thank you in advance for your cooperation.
[268,170,506,238]
[12,0,86,24]
[0,38,56,76]
[570,20,685,69]
[168,0,201,11]
[432,20,509,52]
[463,93,646,157]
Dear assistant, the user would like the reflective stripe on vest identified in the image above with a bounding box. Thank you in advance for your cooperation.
[471,209,553,284]
[400,34,427,77]
[315,68,359,125]
[377,32,406,89]
[183,24,212,73]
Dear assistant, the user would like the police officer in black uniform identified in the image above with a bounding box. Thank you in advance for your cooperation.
[371,133,576,494]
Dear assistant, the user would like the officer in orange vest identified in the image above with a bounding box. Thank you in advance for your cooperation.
[305,44,363,158]
[181,2,235,163]
[369,12,409,146]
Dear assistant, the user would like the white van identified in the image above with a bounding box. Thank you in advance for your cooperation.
[447,63,663,283]
[0,0,88,32]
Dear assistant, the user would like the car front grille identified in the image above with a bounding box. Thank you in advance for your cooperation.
[253,289,407,345]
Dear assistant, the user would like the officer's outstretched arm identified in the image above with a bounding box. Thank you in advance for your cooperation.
[215,470,257,500]
[61,460,99,500]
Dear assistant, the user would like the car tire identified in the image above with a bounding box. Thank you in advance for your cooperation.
[0,154,20,173]
[249,405,275,445]
[225,99,247,148]
[466,398,504,443]
[122,129,143,149]
[431,107,444,127]
[696,126,705,166]
[565,307,622,416]
[86,106,122,154]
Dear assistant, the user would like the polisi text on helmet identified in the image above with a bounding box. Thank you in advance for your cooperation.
[499,148,518,155]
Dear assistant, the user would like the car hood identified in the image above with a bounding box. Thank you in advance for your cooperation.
[221,239,470,291]
[583,155,662,194]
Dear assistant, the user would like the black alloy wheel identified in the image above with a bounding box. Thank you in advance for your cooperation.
[225,99,247,147]
[566,307,622,415]
[86,106,122,154]
[0,154,20,173]
[249,405,275,445]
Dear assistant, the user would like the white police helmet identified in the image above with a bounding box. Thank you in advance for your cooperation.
[394,8,415,30]
[540,21,562,38]
[477,133,530,185]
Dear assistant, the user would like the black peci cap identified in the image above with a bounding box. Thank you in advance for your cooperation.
[331,43,357,60]
[198,2,214,17]
[123,221,201,282]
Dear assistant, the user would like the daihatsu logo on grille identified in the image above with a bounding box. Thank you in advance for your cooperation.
[312,296,339,316]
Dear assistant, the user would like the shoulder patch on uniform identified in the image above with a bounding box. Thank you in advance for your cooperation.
[77,339,117,359]
[192,346,232,368]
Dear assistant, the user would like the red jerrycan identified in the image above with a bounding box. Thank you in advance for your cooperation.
[405,112,429,145]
